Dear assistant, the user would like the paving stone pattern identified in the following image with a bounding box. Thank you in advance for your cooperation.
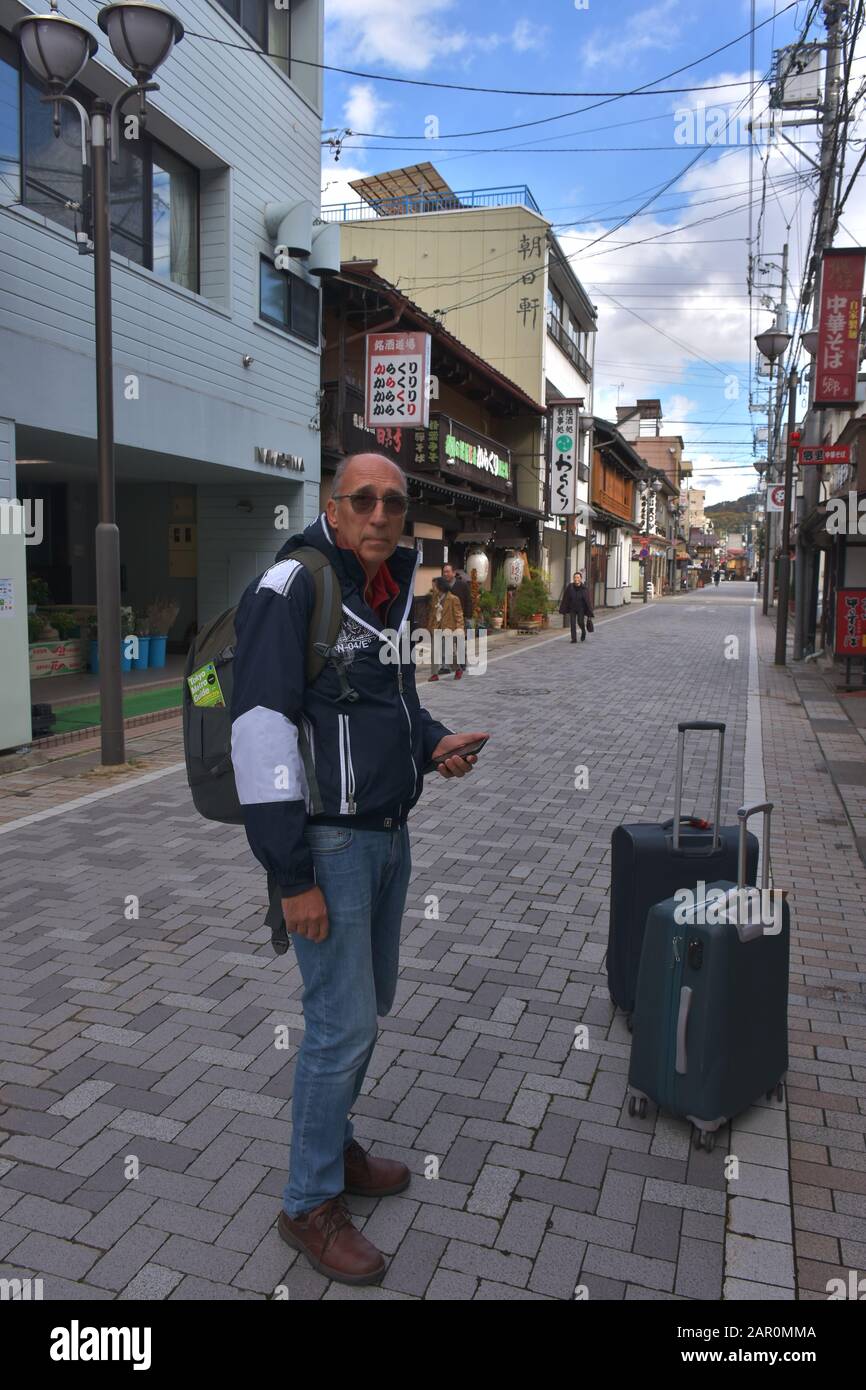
[0,590,862,1300]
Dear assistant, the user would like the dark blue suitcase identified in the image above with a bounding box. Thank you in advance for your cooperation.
[607,722,758,1016]
[627,803,789,1149]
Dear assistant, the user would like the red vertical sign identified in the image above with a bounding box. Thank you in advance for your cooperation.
[814,248,866,407]
[835,588,866,656]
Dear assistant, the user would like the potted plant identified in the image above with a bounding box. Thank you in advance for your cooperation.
[27,575,51,614]
[479,590,496,628]
[132,615,151,671]
[515,573,542,628]
[145,596,179,669]
[120,607,136,671]
[89,607,136,674]
[46,609,79,640]
[28,612,47,644]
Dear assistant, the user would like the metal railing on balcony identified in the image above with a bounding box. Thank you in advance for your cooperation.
[546,313,591,381]
[321,185,542,223]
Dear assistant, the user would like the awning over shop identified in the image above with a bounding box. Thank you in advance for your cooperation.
[407,472,544,527]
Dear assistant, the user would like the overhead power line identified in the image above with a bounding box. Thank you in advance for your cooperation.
[176,3,800,98]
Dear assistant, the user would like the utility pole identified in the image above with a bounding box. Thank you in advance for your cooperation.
[795,0,849,658]
[776,367,800,664]
[761,243,789,616]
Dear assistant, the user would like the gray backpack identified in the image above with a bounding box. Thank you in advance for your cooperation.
[183,545,350,956]
[183,544,344,825]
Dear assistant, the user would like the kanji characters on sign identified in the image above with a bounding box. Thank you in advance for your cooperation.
[814,248,866,407]
[365,331,432,429]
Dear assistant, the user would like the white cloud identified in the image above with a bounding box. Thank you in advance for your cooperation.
[343,83,391,137]
[320,163,373,214]
[511,19,548,53]
[325,0,550,74]
[582,0,685,70]
[326,0,470,73]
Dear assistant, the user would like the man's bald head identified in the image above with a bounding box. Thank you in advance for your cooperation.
[326,453,409,574]
[331,453,407,498]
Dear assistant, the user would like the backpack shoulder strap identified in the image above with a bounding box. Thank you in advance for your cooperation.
[288,545,343,684]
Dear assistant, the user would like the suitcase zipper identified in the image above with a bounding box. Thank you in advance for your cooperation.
[665,934,685,1109]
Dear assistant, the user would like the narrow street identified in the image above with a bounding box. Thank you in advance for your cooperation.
[2,587,862,1300]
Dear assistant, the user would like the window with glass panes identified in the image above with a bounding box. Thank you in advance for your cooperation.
[217,1,290,75]
[546,285,563,329]
[0,32,20,203]
[15,59,199,291]
[260,257,319,343]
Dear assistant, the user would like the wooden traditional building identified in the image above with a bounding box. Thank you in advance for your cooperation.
[321,263,546,617]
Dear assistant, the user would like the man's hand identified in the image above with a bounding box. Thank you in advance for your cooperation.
[282,886,329,942]
[430,731,489,779]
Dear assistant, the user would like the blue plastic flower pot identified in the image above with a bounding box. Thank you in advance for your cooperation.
[120,642,132,673]
[132,636,150,670]
[148,634,167,669]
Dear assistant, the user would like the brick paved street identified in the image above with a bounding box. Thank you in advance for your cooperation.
[1,586,864,1301]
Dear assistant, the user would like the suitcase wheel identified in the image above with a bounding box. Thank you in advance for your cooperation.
[628,1095,636,1117]
[627,1095,647,1119]
[638,1098,646,1119]
[766,1083,785,1103]
[626,1014,633,1033]
[692,1126,717,1153]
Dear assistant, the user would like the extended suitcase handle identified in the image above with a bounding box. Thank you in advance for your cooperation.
[737,802,773,890]
[672,724,725,851]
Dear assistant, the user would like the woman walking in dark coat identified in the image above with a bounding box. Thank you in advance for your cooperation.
[559,571,595,643]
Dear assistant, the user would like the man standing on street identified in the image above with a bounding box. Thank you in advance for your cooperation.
[434,561,471,679]
[230,453,487,1286]
[559,570,594,643]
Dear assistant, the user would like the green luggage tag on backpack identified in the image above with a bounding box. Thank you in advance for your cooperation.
[187,660,225,708]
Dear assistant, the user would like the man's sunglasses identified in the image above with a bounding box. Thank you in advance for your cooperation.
[332,491,409,516]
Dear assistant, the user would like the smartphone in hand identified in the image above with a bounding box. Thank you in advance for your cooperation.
[428,735,489,769]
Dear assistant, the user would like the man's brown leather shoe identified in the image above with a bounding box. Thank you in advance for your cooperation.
[277,1195,387,1285]
[343,1138,411,1197]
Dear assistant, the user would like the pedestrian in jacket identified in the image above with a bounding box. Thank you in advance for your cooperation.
[437,563,470,676]
[230,452,488,1285]
[559,571,594,643]
[442,562,472,622]
[428,576,466,681]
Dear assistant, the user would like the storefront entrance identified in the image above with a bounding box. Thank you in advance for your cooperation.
[590,541,608,609]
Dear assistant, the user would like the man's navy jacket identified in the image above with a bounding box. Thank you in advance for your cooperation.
[230,513,452,897]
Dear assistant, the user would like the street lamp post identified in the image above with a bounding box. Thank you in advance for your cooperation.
[14,2,183,765]
[754,323,792,641]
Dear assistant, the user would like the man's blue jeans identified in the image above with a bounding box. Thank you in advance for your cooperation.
[282,822,411,1217]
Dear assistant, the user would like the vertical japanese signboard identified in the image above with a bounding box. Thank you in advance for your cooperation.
[814,248,866,408]
[548,401,581,514]
[835,588,866,656]
[365,331,431,429]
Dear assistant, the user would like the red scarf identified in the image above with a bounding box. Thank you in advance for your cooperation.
[365,559,399,621]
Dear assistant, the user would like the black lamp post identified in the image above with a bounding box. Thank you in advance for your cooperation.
[14,2,183,765]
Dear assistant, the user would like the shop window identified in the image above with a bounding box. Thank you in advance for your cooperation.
[259,256,320,343]
[216,0,290,76]
[0,32,20,203]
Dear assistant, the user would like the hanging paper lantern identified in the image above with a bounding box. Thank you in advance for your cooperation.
[504,551,524,589]
[466,548,490,585]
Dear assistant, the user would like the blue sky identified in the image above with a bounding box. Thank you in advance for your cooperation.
[320,0,866,508]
